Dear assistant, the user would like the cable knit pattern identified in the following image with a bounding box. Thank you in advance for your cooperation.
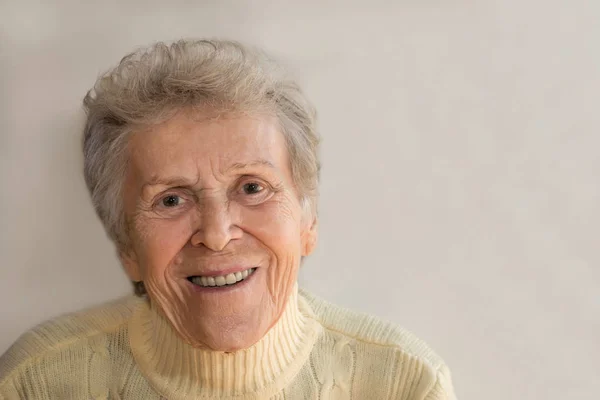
[310,335,355,400]
[88,334,109,399]
[0,287,456,399]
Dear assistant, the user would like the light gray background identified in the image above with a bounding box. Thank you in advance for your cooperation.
[1,1,598,399]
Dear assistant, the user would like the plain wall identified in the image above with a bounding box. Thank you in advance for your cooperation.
[1,1,598,399]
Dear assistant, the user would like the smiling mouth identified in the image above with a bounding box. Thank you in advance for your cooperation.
[187,268,256,288]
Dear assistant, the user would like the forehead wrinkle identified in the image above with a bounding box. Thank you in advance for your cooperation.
[136,113,287,193]
[143,173,200,188]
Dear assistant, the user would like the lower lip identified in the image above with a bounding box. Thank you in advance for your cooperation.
[186,268,258,293]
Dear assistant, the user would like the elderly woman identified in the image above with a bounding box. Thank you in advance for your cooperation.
[0,40,455,399]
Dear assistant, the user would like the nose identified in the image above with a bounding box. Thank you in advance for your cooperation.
[190,199,241,251]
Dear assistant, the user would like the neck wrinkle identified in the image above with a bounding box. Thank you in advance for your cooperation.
[128,283,321,399]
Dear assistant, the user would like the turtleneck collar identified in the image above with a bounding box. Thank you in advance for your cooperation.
[128,284,321,399]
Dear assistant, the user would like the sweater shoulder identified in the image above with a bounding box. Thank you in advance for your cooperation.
[0,295,141,385]
[299,288,446,370]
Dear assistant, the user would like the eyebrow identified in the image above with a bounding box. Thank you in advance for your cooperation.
[141,159,277,189]
[225,159,276,173]
[142,176,196,188]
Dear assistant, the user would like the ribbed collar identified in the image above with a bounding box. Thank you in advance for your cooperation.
[128,284,320,399]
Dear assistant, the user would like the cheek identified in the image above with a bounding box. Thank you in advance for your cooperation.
[243,200,303,254]
[133,215,194,277]
[242,201,303,296]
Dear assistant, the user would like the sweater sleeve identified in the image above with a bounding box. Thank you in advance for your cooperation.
[0,376,24,400]
[424,364,457,400]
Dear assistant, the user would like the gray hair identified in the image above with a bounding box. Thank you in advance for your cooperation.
[82,39,320,251]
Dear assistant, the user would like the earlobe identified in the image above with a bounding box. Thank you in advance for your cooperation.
[301,218,318,256]
[119,249,142,282]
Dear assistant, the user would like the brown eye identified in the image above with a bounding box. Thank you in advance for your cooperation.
[162,195,181,207]
[243,182,264,195]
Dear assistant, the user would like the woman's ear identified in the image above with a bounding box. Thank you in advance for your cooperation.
[301,217,318,257]
[118,248,142,282]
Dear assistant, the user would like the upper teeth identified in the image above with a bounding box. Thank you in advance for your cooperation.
[190,268,255,287]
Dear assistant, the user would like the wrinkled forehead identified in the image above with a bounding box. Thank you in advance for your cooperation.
[125,110,290,182]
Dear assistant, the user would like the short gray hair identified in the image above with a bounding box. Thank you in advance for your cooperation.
[83,39,320,250]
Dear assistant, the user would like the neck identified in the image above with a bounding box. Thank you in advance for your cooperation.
[128,283,321,398]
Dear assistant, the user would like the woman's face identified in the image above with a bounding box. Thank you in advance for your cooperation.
[120,110,317,351]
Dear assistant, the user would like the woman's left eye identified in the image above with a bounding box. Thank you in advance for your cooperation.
[242,182,264,195]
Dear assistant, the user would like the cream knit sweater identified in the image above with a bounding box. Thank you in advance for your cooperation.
[0,287,455,399]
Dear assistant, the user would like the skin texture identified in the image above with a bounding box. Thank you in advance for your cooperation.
[120,110,317,352]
